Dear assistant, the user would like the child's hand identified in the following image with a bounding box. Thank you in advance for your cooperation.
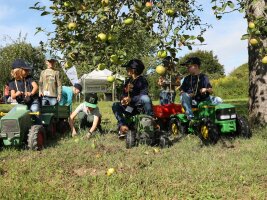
[200,88,207,94]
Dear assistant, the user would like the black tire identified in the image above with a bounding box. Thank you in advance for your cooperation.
[57,119,70,135]
[236,116,252,138]
[169,118,187,139]
[126,130,136,149]
[47,118,57,139]
[28,125,46,150]
[159,135,171,148]
[199,121,219,145]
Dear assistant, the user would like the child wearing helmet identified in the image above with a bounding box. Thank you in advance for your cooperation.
[112,59,154,137]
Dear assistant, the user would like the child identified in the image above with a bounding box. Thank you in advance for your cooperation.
[112,59,153,137]
[69,93,102,138]
[39,57,62,106]
[58,83,82,110]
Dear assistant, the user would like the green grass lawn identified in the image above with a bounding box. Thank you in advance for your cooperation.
[0,101,267,199]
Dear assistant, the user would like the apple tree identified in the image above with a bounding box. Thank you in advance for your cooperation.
[211,0,267,127]
[31,0,207,73]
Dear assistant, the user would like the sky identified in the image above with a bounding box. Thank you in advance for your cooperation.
[0,0,248,75]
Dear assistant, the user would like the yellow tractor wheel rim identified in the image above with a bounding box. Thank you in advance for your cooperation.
[201,125,209,139]
[171,123,179,136]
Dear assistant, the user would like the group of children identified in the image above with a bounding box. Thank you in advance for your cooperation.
[6,56,222,139]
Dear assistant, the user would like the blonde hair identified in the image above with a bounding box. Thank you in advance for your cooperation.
[11,68,25,80]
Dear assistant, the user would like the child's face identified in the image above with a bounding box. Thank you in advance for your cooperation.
[74,88,80,95]
[187,64,198,74]
[126,67,134,77]
[46,60,55,69]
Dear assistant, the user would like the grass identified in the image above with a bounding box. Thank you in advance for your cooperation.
[0,101,267,199]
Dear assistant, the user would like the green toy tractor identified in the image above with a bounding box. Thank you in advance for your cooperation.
[0,104,46,150]
[0,104,70,150]
[125,105,171,149]
[169,101,252,145]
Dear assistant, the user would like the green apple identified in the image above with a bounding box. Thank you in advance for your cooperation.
[248,22,255,29]
[156,65,166,75]
[68,22,77,30]
[262,56,267,64]
[97,33,107,42]
[110,55,118,63]
[64,1,70,7]
[97,63,106,70]
[157,50,167,58]
[107,76,115,83]
[250,38,258,46]
[166,9,175,16]
[107,168,115,176]
[124,18,134,25]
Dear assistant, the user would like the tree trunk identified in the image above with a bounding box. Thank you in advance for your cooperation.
[247,0,267,127]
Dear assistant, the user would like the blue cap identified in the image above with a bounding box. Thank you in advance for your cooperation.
[12,59,32,70]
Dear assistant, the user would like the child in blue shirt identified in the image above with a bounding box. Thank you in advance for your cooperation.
[59,83,82,110]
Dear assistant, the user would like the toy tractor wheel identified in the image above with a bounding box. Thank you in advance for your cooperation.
[169,118,187,139]
[57,119,70,135]
[236,116,252,138]
[200,121,219,145]
[47,118,57,139]
[126,130,136,149]
[28,125,46,150]
[159,135,171,148]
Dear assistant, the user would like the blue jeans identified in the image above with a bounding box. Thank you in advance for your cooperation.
[112,95,153,128]
[180,93,223,119]
[42,96,57,106]
[159,90,176,105]
[29,98,40,112]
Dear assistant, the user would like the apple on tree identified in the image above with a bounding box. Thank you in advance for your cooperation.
[262,56,267,64]
[107,76,115,83]
[68,22,77,30]
[157,50,167,58]
[145,2,152,9]
[101,0,109,7]
[97,63,106,70]
[166,9,175,17]
[156,65,166,75]
[124,18,134,25]
[250,38,258,46]
[110,55,118,63]
[248,22,255,29]
[97,33,107,42]
[63,1,70,7]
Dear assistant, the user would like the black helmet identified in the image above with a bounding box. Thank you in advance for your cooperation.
[122,59,145,75]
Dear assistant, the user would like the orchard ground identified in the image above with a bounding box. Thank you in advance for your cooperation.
[0,100,266,199]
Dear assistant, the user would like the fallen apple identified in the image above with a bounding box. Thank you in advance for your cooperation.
[107,168,115,176]
[156,65,166,75]
[97,33,107,42]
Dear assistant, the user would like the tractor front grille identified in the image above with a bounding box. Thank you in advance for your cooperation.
[1,119,19,133]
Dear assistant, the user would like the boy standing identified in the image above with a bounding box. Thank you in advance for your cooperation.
[39,57,62,106]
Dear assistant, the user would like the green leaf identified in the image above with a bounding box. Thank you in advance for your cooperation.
[241,34,250,40]
[227,1,235,9]
[41,11,50,16]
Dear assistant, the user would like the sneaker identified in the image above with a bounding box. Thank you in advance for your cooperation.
[118,131,126,139]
